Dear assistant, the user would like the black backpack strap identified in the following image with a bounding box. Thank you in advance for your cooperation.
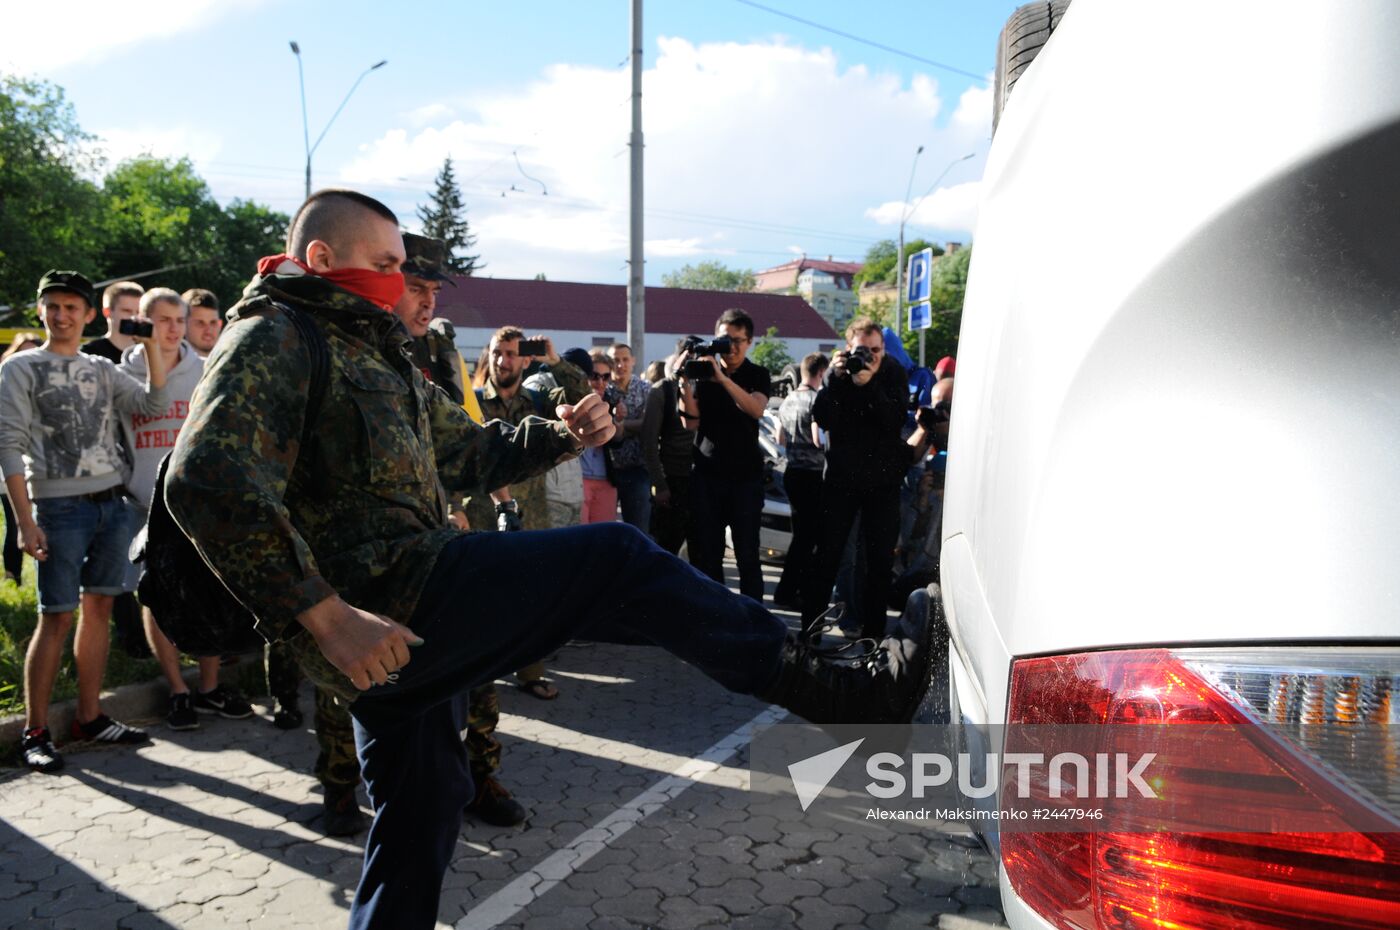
[280,305,331,445]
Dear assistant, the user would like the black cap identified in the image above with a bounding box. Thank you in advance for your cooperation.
[401,233,458,286]
[561,347,593,372]
[36,270,95,307]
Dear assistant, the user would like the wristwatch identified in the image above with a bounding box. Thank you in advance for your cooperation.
[495,499,523,533]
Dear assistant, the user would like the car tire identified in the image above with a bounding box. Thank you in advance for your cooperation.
[993,0,1072,134]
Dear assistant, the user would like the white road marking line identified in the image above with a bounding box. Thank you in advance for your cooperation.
[455,705,787,930]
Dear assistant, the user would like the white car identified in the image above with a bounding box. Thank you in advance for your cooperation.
[932,2,1400,928]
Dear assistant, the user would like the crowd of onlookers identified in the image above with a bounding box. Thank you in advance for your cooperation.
[1,252,953,842]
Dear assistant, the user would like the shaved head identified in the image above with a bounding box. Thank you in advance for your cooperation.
[287,189,400,260]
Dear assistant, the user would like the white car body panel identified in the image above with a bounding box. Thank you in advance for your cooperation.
[941,1,1400,921]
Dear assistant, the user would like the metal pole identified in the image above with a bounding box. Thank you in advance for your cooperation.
[893,145,923,344]
[905,152,973,371]
[290,43,386,203]
[291,42,311,200]
[627,0,646,363]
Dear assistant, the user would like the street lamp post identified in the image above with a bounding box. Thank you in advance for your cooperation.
[896,151,976,366]
[893,145,923,343]
[289,42,387,200]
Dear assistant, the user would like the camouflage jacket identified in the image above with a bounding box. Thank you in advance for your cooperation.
[465,361,589,531]
[408,319,466,405]
[166,271,580,700]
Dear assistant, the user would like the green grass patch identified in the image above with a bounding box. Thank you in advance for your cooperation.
[0,557,163,719]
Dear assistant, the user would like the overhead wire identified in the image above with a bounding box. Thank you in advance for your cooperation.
[732,0,990,83]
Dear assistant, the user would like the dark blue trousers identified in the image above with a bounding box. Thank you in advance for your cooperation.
[346,522,786,930]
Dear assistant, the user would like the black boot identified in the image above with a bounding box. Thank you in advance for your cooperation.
[465,775,528,827]
[760,590,938,725]
[322,786,368,837]
[271,697,303,730]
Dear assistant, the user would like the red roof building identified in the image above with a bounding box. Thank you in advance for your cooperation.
[433,277,840,365]
[752,256,865,330]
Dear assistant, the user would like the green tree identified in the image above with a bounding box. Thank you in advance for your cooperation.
[417,158,481,275]
[99,155,223,284]
[0,76,105,315]
[749,325,793,374]
[661,261,756,292]
[854,237,944,290]
[92,156,287,312]
[210,198,290,305]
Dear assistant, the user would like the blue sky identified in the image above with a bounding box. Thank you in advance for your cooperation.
[5,0,1022,284]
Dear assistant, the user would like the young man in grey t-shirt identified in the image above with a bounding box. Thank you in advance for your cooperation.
[0,270,169,773]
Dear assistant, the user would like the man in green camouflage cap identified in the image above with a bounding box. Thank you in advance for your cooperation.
[398,233,468,406]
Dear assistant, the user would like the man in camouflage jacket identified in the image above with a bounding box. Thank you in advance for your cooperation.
[465,326,590,533]
[165,190,934,930]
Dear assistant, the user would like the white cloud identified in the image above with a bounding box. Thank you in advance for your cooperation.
[951,76,995,135]
[335,36,980,280]
[864,179,983,234]
[94,126,223,170]
[646,237,713,258]
[0,0,272,73]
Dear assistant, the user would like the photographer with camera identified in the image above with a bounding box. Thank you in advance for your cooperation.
[801,318,934,640]
[678,309,771,601]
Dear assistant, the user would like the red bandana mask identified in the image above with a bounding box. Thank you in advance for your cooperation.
[258,254,405,312]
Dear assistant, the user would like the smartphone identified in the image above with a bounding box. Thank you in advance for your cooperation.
[517,339,547,357]
[118,319,154,338]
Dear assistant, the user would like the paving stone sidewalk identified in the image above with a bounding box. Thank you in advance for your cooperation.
[0,562,1007,930]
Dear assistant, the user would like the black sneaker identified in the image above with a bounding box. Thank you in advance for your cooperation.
[271,698,303,730]
[465,776,528,827]
[70,714,150,745]
[21,727,63,773]
[761,594,936,725]
[167,692,199,731]
[191,685,254,719]
[322,787,368,837]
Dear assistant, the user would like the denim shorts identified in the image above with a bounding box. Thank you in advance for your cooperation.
[33,493,134,614]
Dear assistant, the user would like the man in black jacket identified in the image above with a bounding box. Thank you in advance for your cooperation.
[801,318,932,639]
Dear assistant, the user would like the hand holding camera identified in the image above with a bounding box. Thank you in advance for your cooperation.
[679,335,732,380]
[119,318,154,339]
[833,346,876,385]
[517,335,557,364]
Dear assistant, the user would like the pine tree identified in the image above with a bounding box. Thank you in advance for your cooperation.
[416,157,482,275]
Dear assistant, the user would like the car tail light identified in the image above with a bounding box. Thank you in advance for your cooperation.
[1002,648,1399,930]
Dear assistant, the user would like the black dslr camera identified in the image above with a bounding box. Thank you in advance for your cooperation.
[841,345,874,376]
[118,318,154,338]
[680,334,733,380]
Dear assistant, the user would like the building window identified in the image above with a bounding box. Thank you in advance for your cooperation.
[833,298,844,316]
[592,336,614,347]
[816,298,828,313]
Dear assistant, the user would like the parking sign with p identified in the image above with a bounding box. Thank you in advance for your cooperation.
[905,248,933,305]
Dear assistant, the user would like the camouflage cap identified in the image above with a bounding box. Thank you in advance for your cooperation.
[36,269,95,307]
[401,233,458,287]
